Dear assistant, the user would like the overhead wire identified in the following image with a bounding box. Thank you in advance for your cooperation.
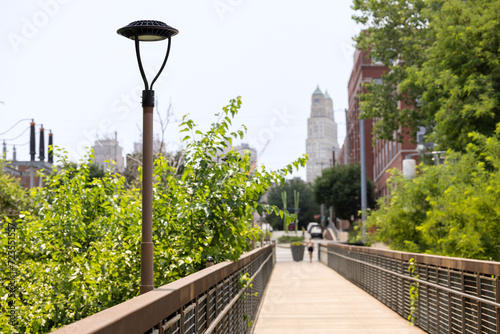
[8,141,30,147]
[0,118,31,135]
[0,126,30,141]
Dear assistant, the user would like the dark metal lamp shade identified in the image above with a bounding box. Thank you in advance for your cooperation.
[117,20,178,41]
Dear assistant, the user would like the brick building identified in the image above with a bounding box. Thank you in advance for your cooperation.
[2,122,54,188]
[339,49,419,198]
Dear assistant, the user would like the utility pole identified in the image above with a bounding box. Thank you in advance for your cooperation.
[293,190,300,234]
[320,204,325,231]
[345,108,349,164]
[360,116,367,244]
[114,131,118,172]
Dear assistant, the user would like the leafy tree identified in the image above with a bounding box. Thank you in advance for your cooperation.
[88,162,105,180]
[0,97,306,333]
[124,150,184,186]
[410,0,500,150]
[313,164,375,224]
[0,161,29,333]
[1,153,143,333]
[152,97,307,273]
[53,160,104,182]
[353,0,500,151]
[266,178,320,231]
[367,125,500,260]
[0,160,28,219]
[124,151,142,186]
[352,0,431,142]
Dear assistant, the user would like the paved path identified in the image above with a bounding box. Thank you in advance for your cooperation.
[253,242,426,334]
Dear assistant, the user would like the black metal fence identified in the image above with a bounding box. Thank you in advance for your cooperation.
[52,244,275,334]
[319,243,500,334]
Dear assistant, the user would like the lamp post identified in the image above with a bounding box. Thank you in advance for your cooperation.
[117,20,178,295]
[360,116,367,244]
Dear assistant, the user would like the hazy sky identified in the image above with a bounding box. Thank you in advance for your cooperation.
[0,0,359,180]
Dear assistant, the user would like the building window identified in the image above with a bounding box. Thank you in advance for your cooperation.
[314,98,319,103]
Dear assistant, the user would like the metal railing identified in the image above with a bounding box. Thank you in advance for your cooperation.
[52,244,275,334]
[319,243,500,334]
[326,221,339,241]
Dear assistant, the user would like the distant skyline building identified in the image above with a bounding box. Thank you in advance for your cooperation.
[306,86,339,182]
[133,136,163,156]
[213,142,257,168]
[92,133,124,172]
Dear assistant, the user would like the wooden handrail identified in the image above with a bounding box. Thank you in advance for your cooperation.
[321,242,500,276]
[51,244,274,334]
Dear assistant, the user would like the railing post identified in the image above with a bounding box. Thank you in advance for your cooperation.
[436,286,440,334]
[477,275,482,334]
[180,307,185,334]
[461,296,466,334]
[447,291,451,334]
[401,261,405,317]
[195,296,200,333]
[447,269,451,334]
[461,273,466,334]
[496,277,500,333]
[417,263,421,329]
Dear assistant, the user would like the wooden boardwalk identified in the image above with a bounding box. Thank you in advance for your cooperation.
[253,243,426,334]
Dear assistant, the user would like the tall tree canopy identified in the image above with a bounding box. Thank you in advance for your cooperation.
[353,0,500,151]
[313,164,375,222]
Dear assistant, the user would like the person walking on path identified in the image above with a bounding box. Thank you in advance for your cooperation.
[306,238,314,263]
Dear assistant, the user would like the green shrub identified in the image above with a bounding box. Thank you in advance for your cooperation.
[0,97,307,333]
[368,125,500,260]
[278,235,304,243]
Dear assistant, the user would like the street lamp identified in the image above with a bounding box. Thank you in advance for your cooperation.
[117,20,178,294]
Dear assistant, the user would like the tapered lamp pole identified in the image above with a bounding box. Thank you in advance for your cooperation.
[117,20,178,294]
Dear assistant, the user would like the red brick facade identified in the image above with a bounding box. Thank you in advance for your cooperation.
[340,49,418,198]
[4,161,53,188]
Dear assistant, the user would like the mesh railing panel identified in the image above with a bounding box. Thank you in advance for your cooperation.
[321,244,500,334]
[156,247,274,334]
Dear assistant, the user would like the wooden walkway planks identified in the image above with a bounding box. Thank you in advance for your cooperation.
[253,244,426,334]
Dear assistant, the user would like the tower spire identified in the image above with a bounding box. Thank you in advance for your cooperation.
[312,85,323,95]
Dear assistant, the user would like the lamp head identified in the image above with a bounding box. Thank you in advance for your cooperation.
[117,20,178,41]
[416,144,426,154]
